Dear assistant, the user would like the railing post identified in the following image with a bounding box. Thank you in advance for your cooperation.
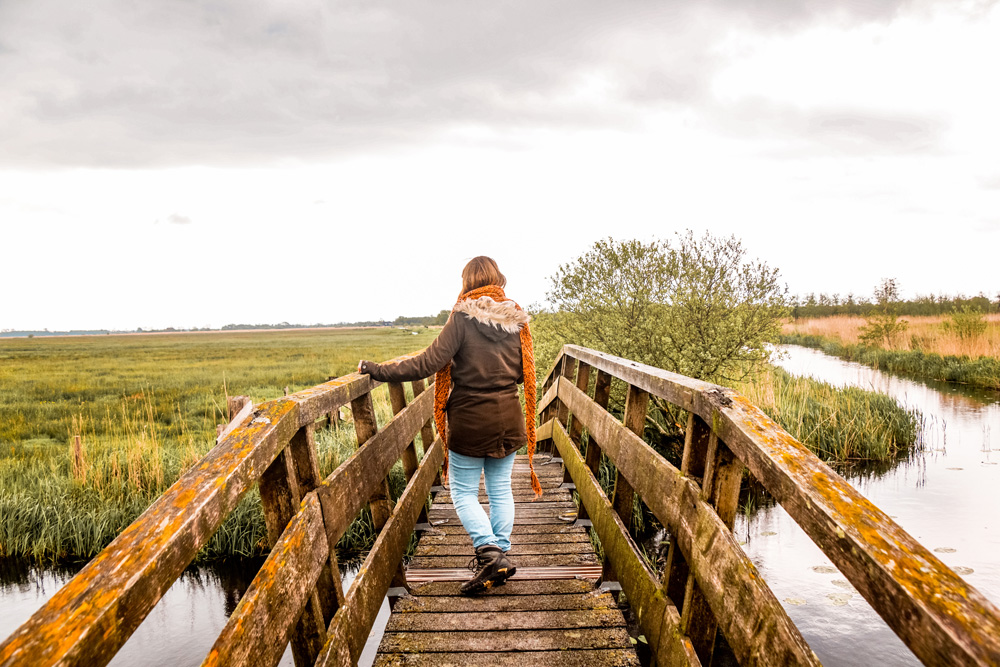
[260,422,342,667]
[564,362,591,488]
[350,391,409,596]
[585,370,613,480]
[665,412,745,665]
[390,381,431,531]
[602,384,648,588]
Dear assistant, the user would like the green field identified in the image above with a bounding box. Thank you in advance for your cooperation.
[0,328,437,562]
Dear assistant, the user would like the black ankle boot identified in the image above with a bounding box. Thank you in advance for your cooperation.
[460,545,516,595]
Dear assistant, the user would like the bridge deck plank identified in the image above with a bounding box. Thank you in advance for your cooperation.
[376,455,640,666]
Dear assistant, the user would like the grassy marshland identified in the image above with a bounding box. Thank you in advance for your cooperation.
[782,314,1000,390]
[0,328,436,562]
[1,327,922,563]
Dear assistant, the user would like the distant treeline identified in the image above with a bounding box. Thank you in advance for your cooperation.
[791,293,1000,319]
[1,313,450,338]
[392,310,450,326]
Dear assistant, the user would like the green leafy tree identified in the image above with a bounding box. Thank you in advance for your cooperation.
[859,278,909,349]
[535,232,788,384]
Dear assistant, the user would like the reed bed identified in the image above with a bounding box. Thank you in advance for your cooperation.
[784,314,1000,359]
[735,366,922,464]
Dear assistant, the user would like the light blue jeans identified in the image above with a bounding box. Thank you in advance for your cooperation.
[447,450,517,552]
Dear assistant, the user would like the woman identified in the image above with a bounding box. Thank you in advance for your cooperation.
[357,256,540,595]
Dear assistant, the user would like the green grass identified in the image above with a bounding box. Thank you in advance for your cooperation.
[0,328,437,562]
[781,333,1000,391]
[737,366,923,465]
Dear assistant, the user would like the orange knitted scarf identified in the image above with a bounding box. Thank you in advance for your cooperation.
[434,285,541,498]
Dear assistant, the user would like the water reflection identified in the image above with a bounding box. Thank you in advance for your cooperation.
[0,556,385,667]
[734,345,1000,666]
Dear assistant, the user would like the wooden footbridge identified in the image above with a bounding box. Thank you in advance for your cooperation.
[3,345,1000,666]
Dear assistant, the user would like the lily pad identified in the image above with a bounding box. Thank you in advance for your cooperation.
[832,579,854,590]
[812,565,837,574]
[946,467,964,471]
[934,547,957,554]
[761,531,778,537]
[953,566,974,575]
[827,593,852,606]
[784,597,807,606]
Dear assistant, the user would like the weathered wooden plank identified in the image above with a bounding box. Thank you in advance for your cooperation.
[314,387,434,549]
[409,379,437,455]
[674,414,716,664]
[386,609,626,632]
[556,356,577,430]
[551,419,699,667]
[429,502,577,515]
[612,384,648,536]
[389,382,420,480]
[434,491,572,503]
[393,591,619,613]
[408,579,595,597]
[0,399,299,667]
[287,423,342,626]
[315,439,445,667]
[374,649,640,666]
[283,352,420,428]
[408,553,599,569]
[258,426,330,667]
[202,494,328,667]
[419,532,591,546]
[561,343,1000,666]
[716,391,1000,667]
[426,516,577,526]
[428,523,586,536]
[556,382,821,666]
[260,447,302,547]
[378,628,634,652]
[414,542,594,556]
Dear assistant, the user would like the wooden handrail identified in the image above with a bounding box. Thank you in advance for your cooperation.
[0,352,431,667]
[539,345,1000,666]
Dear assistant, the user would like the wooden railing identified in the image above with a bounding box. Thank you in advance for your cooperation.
[0,352,439,667]
[536,345,1000,667]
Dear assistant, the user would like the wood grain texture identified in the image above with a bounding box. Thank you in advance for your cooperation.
[315,438,446,666]
[551,419,699,667]
[556,384,819,666]
[202,494,328,667]
[550,345,1000,666]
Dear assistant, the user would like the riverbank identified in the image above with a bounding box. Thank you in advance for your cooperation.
[781,333,1000,391]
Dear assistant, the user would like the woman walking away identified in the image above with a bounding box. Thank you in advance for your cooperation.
[357,256,540,596]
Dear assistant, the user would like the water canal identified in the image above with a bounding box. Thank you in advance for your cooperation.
[742,345,1000,666]
[2,345,998,665]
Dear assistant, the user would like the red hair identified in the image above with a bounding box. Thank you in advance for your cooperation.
[460,256,506,297]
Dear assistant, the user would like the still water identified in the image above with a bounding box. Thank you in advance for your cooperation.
[741,345,1000,665]
[3,346,998,665]
[0,559,388,666]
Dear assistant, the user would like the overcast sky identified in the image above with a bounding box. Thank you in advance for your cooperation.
[2,0,998,330]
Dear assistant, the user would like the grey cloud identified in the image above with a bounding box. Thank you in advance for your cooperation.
[0,0,930,168]
[167,214,192,225]
[708,100,948,156]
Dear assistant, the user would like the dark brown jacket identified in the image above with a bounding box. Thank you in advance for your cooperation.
[361,296,530,459]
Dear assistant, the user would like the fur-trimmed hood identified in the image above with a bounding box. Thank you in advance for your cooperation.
[455,296,530,341]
